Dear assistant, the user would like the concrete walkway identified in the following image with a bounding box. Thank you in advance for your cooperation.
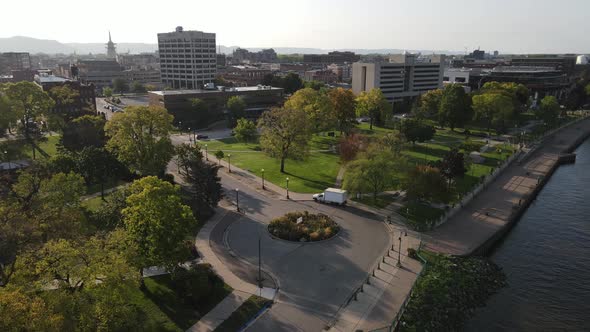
[328,233,422,332]
[426,116,590,255]
[186,290,251,332]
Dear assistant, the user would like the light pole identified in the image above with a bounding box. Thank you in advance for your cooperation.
[235,188,240,212]
[261,169,265,190]
[396,233,402,267]
[179,121,182,134]
[228,154,232,173]
[258,236,263,289]
[204,144,208,161]
[3,150,9,171]
[286,177,290,199]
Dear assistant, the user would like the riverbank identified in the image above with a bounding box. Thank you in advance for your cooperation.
[425,116,590,255]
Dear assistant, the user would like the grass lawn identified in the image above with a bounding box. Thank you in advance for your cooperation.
[214,296,270,332]
[82,195,106,211]
[399,201,445,231]
[352,193,399,209]
[203,134,341,193]
[3,135,60,160]
[86,179,127,195]
[141,272,232,331]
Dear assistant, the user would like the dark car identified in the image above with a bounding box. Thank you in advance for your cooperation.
[196,134,209,140]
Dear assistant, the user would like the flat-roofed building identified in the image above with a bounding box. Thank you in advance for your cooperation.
[148,85,284,128]
[75,60,124,90]
[352,54,445,103]
[158,26,216,89]
[303,51,360,66]
[34,73,96,114]
[0,52,31,74]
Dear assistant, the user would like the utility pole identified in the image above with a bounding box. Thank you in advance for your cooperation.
[397,233,402,268]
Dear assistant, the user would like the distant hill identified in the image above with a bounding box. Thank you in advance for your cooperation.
[0,36,462,56]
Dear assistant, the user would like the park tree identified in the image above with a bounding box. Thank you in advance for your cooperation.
[482,81,530,113]
[433,148,467,188]
[0,93,18,135]
[328,87,357,134]
[76,146,126,199]
[401,119,435,144]
[378,130,406,157]
[61,114,106,152]
[537,95,560,127]
[284,88,335,132]
[227,96,247,127]
[355,88,391,129]
[46,85,82,130]
[233,118,258,143]
[258,107,311,173]
[343,146,407,203]
[175,144,222,217]
[304,80,326,91]
[338,133,366,162]
[3,81,55,158]
[105,106,174,176]
[472,92,515,135]
[131,81,146,93]
[112,78,129,94]
[282,72,304,94]
[214,150,225,165]
[102,87,113,97]
[438,84,472,130]
[0,289,64,331]
[122,176,197,274]
[415,89,443,120]
[404,165,450,203]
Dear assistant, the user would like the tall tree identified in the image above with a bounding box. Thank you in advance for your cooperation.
[328,87,356,134]
[122,176,197,274]
[258,107,311,173]
[233,118,258,143]
[472,92,515,135]
[284,88,335,132]
[404,165,449,203]
[537,95,560,127]
[102,87,113,98]
[3,81,55,158]
[175,144,222,217]
[438,84,472,130]
[433,148,467,188]
[61,115,106,152]
[0,93,17,135]
[76,146,126,199]
[355,88,391,129]
[0,289,63,331]
[416,89,443,119]
[46,85,83,130]
[401,119,435,144]
[112,78,129,94]
[282,72,304,94]
[130,81,146,93]
[105,106,174,176]
[226,96,247,127]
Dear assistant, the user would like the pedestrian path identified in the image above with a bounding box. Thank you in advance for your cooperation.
[186,290,250,332]
[328,234,422,332]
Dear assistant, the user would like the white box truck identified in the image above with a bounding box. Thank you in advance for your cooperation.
[313,188,348,205]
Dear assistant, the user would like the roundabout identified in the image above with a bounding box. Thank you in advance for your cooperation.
[267,211,341,243]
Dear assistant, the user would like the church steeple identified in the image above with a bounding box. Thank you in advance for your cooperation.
[106,31,117,59]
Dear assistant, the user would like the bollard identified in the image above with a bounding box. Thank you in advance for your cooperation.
[366,276,371,285]
[383,256,386,263]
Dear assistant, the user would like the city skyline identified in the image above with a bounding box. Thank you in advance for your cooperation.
[1,0,589,54]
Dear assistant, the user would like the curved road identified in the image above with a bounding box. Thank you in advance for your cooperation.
[213,169,391,331]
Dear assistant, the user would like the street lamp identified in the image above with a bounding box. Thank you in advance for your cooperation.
[261,169,265,190]
[235,188,240,212]
[228,154,232,173]
[286,177,290,199]
[179,121,182,134]
[204,144,208,161]
[396,233,402,268]
[3,150,10,171]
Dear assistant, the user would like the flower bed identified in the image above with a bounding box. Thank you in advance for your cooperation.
[267,211,340,242]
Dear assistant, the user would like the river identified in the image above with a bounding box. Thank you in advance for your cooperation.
[465,138,590,331]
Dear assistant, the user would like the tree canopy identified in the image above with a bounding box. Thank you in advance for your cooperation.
[233,118,258,143]
[328,87,356,134]
[355,88,391,129]
[105,106,174,176]
[472,92,514,135]
[438,84,472,130]
[284,88,335,132]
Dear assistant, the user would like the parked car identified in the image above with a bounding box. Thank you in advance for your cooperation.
[313,188,348,206]
[196,134,209,140]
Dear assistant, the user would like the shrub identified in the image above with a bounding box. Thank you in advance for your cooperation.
[460,139,485,152]
[268,211,339,242]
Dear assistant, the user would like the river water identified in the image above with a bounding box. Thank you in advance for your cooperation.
[465,138,590,331]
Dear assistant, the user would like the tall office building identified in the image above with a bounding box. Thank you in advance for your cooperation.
[352,53,445,103]
[157,26,216,89]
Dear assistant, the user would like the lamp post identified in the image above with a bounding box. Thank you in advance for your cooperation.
[286,177,290,199]
[179,121,182,134]
[258,236,262,289]
[204,144,208,161]
[228,154,232,173]
[261,169,265,190]
[3,150,10,171]
[396,233,402,267]
[187,127,191,142]
[235,188,240,212]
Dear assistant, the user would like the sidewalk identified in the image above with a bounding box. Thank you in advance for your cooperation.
[186,290,250,332]
[328,234,422,332]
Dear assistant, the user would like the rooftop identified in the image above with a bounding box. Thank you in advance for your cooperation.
[35,74,69,83]
[150,85,283,96]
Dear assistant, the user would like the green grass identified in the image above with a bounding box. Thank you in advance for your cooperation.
[214,296,270,332]
[203,135,341,193]
[86,180,127,196]
[352,193,399,209]
[399,201,445,231]
[82,195,106,211]
[24,135,60,159]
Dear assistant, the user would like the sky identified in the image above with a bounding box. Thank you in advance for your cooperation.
[1,0,589,54]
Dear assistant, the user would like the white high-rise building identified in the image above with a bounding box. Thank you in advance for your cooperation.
[157,26,216,89]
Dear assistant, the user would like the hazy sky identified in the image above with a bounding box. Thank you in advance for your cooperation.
[1,0,588,53]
